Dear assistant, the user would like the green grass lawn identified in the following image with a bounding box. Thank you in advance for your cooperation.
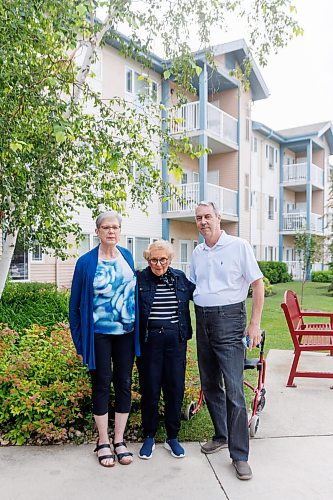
[173,281,332,443]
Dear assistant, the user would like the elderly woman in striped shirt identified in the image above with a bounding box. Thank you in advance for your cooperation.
[137,240,195,460]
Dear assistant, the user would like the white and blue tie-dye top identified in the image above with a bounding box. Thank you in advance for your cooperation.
[93,253,136,335]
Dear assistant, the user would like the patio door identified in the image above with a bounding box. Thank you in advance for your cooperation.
[179,240,192,276]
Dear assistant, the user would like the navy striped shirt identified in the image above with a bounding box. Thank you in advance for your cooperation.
[148,282,179,325]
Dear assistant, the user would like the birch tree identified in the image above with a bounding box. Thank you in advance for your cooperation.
[0,0,302,296]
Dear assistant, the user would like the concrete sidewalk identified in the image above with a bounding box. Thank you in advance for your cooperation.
[1,349,333,500]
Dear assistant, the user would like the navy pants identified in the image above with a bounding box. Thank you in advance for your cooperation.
[139,325,187,439]
[195,302,249,461]
[90,332,134,415]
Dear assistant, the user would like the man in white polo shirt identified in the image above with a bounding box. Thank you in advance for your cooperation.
[190,201,264,481]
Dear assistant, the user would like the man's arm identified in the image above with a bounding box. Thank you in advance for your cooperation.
[244,278,264,350]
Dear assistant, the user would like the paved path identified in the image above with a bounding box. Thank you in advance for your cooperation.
[1,349,333,500]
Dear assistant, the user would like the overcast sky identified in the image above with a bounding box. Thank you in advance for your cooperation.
[249,0,333,131]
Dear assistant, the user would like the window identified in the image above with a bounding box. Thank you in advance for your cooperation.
[32,245,43,262]
[78,234,99,256]
[250,191,256,208]
[246,118,250,141]
[252,137,257,153]
[125,67,158,103]
[126,67,133,93]
[78,234,90,256]
[268,196,274,220]
[126,236,151,269]
[244,173,250,211]
[268,145,274,169]
[275,148,278,164]
[9,236,28,280]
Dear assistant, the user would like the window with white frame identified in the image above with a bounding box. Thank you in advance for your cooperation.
[252,136,258,152]
[125,67,158,104]
[266,145,274,169]
[78,234,99,256]
[244,173,250,211]
[268,196,274,220]
[126,236,151,269]
[31,245,43,262]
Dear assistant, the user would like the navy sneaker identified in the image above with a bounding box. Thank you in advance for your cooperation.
[138,437,155,459]
[164,438,185,458]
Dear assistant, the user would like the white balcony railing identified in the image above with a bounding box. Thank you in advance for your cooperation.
[170,101,238,145]
[172,261,191,277]
[283,163,324,188]
[282,212,323,233]
[286,261,323,281]
[168,182,238,217]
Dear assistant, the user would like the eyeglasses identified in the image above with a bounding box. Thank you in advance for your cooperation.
[149,257,169,265]
[100,225,121,231]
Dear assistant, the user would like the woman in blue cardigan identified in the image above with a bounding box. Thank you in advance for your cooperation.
[69,211,140,468]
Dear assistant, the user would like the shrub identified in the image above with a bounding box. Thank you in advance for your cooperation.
[0,324,92,445]
[311,270,333,283]
[248,277,274,297]
[0,281,69,332]
[257,261,292,284]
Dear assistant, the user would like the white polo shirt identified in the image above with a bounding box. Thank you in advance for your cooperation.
[190,231,263,307]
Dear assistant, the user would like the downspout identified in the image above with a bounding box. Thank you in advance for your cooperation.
[161,79,170,241]
[237,85,240,237]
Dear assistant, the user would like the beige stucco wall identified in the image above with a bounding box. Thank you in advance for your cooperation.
[102,45,162,100]
[312,191,324,215]
[208,88,238,119]
[312,148,325,167]
[209,152,238,191]
[223,221,238,237]
[169,220,198,263]
[238,88,252,241]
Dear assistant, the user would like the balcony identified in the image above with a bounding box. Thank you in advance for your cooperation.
[282,163,324,191]
[286,261,323,281]
[166,182,238,221]
[170,101,238,153]
[282,212,324,234]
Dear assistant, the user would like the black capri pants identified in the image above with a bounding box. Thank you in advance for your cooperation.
[90,332,135,416]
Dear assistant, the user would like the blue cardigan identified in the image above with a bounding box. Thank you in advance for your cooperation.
[69,245,140,369]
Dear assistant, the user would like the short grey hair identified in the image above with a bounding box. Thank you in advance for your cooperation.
[196,201,220,216]
[143,239,174,261]
[96,211,122,228]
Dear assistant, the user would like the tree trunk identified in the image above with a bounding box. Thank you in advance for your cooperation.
[0,230,18,299]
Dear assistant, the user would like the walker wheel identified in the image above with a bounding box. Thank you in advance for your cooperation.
[249,415,259,437]
[183,401,196,421]
[257,394,266,412]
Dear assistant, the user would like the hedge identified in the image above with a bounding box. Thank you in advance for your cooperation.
[257,261,292,284]
[311,270,333,283]
[0,281,69,331]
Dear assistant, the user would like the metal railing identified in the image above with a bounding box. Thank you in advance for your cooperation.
[168,182,238,216]
[170,101,238,144]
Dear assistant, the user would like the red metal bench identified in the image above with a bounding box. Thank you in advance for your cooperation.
[281,290,333,387]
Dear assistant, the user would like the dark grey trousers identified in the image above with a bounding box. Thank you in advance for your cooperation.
[195,301,249,461]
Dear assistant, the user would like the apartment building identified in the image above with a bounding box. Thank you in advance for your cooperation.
[6,35,333,284]
[251,121,333,279]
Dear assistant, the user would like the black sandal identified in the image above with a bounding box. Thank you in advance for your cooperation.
[113,441,133,465]
[94,441,115,468]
